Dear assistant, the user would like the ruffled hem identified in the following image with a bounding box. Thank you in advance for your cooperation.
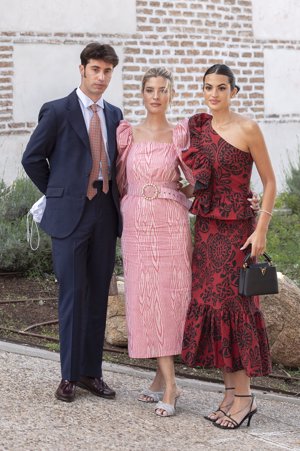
[182,303,272,377]
[129,348,183,359]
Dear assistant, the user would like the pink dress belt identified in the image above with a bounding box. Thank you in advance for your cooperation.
[127,181,192,210]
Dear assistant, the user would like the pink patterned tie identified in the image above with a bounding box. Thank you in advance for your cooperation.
[87,103,109,199]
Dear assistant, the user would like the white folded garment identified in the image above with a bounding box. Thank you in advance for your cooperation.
[26,195,46,250]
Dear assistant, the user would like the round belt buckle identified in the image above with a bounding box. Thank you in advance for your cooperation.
[142,183,159,200]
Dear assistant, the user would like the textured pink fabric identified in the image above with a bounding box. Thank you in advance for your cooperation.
[116,120,194,358]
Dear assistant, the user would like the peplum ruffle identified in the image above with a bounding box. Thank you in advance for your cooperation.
[183,113,255,220]
[182,114,213,214]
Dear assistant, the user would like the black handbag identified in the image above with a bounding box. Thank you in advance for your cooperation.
[238,252,279,296]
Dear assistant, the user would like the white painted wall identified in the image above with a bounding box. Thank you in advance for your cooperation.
[251,123,300,193]
[13,44,124,123]
[0,135,28,185]
[251,0,300,192]
[264,49,300,116]
[252,0,300,40]
[0,0,136,34]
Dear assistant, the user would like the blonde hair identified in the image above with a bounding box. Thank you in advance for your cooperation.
[141,67,174,99]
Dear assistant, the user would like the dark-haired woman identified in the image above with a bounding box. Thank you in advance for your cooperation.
[181,64,276,429]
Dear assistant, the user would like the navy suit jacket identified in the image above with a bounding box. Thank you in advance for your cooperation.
[22,90,123,238]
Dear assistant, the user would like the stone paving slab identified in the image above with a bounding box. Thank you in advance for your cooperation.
[0,341,299,451]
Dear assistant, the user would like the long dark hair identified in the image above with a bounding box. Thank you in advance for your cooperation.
[203,64,240,92]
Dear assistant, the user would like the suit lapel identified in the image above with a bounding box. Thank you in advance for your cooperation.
[103,101,116,162]
[66,92,116,162]
[66,90,90,149]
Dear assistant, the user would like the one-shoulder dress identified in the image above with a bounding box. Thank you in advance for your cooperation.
[181,113,272,377]
[116,120,194,358]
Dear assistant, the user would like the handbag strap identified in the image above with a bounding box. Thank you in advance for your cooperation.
[243,252,273,268]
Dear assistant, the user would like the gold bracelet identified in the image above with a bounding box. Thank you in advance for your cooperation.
[259,209,273,217]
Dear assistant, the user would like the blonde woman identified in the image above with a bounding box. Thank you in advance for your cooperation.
[116,67,194,417]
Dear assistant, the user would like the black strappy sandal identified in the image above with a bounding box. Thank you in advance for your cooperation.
[204,387,235,423]
[213,394,257,430]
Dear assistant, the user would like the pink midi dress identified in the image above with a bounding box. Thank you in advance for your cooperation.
[116,119,194,358]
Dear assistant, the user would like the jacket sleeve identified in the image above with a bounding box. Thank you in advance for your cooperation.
[22,102,57,194]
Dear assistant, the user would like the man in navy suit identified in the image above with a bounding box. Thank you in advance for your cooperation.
[22,43,123,402]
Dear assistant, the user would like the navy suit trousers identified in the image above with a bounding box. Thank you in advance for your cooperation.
[51,189,118,381]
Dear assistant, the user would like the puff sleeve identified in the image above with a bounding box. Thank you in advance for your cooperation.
[116,120,133,198]
[173,118,195,186]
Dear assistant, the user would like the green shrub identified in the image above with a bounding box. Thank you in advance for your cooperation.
[267,213,300,285]
[0,177,39,221]
[0,177,52,276]
[267,147,300,285]
[0,178,7,196]
[0,218,52,274]
[0,220,29,272]
[286,152,300,195]
[283,147,300,214]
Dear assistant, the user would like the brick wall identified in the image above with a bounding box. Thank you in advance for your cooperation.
[0,44,14,133]
[0,0,299,137]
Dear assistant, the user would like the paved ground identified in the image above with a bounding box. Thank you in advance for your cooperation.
[0,341,299,451]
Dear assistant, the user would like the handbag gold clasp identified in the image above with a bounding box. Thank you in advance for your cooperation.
[261,267,267,276]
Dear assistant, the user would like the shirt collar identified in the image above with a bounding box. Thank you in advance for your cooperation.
[76,87,104,110]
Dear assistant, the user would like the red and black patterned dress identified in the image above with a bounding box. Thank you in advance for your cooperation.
[181,113,272,377]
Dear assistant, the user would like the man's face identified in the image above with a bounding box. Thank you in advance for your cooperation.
[79,59,114,101]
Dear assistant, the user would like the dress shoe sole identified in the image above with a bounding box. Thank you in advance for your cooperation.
[77,382,116,399]
[55,392,75,403]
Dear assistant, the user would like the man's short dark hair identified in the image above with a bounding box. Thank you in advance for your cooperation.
[80,43,119,68]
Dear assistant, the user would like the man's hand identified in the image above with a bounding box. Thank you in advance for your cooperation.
[248,192,260,212]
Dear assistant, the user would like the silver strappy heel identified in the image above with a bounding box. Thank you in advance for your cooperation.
[155,395,180,417]
[138,388,163,403]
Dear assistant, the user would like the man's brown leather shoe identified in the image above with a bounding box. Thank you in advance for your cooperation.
[55,379,76,402]
[78,376,116,399]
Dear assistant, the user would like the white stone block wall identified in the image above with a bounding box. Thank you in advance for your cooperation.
[0,0,299,191]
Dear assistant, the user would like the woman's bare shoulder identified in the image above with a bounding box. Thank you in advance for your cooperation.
[235,113,260,135]
[132,123,142,133]
[131,123,145,140]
